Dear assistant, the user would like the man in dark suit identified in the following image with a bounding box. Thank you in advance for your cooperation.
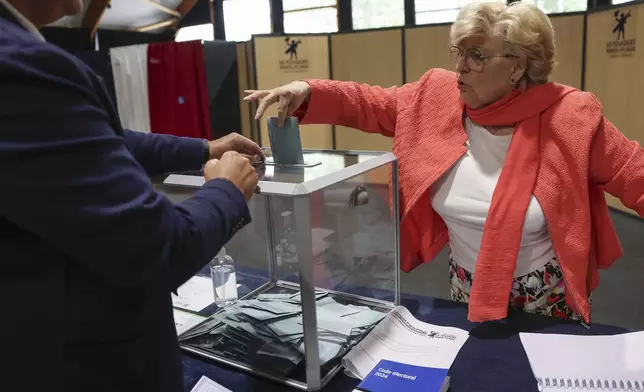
[0,1,262,391]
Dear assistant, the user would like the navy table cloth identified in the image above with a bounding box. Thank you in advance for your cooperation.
[180,290,630,392]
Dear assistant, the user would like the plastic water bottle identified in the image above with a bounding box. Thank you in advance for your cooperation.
[210,247,238,307]
[280,211,298,266]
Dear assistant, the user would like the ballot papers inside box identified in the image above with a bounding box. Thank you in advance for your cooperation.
[162,150,401,391]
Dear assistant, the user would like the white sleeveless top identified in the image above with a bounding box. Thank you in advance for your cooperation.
[430,117,555,277]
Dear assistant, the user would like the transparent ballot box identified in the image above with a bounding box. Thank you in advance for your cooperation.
[161,150,401,391]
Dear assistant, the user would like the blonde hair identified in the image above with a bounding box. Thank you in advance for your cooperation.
[450,1,556,83]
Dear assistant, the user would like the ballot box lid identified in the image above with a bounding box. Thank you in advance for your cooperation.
[162,149,397,196]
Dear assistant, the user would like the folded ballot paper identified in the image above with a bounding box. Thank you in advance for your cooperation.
[179,290,388,377]
[267,117,304,165]
[343,306,469,390]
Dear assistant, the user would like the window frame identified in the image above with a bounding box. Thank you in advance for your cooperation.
[222,0,273,42]
[283,0,339,33]
[174,23,215,43]
[351,0,406,31]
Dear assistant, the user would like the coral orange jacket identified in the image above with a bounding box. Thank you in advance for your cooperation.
[294,68,644,324]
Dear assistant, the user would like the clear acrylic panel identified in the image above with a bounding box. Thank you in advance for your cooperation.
[168,150,399,391]
[264,156,397,387]
[269,162,397,299]
[154,178,273,302]
[218,195,272,290]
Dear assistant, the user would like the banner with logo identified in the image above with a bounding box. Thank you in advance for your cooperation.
[586,5,643,215]
[605,9,637,57]
[253,35,333,149]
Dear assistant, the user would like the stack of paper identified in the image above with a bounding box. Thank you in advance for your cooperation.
[173,309,207,336]
[179,290,388,377]
[342,306,470,380]
[171,276,215,312]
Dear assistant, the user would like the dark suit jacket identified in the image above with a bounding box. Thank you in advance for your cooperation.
[0,6,250,392]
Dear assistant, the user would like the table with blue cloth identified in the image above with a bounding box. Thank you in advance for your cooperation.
[178,267,632,392]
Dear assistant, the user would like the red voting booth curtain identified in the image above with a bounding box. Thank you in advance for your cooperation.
[147,41,212,139]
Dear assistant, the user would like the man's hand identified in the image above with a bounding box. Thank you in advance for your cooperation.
[208,133,263,162]
[204,151,258,200]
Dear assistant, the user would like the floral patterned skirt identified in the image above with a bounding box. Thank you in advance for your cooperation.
[449,256,590,321]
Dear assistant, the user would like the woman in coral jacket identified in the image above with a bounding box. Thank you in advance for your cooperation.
[245,1,644,326]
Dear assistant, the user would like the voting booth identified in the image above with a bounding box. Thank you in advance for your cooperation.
[163,149,401,391]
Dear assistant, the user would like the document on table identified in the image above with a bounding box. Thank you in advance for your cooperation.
[173,309,207,336]
[190,376,232,392]
[171,276,214,312]
[519,331,644,391]
[342,306,470,380]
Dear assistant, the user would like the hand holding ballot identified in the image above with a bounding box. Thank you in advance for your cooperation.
[244,81,312,126]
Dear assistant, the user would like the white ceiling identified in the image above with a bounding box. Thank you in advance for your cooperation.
[52,0,183,30]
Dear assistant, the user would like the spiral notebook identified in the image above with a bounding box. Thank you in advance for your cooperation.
[519,330,644,391]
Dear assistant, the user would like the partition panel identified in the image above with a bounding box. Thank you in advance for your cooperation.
[549,14,584,88]
[236,43,252,140]
[253,35,333,149]
[585,4,644,215]
[246,42,259,142]
[404,24,453,83]
[403,15,583,87]
[331,29,403,151]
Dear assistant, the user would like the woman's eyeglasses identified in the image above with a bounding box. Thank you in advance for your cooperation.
[449,46,519,70]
